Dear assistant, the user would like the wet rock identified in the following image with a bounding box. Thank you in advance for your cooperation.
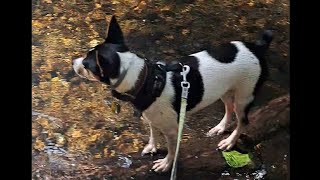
[244,94,290,143]
[240,94,290,179]
[163,49,176,54]
[54,133,66,146]
[145,11,162,23]
[162,9,175,17]
[150,31,165,41]
[176,0,195,4]
[258,130,290,179]
[101,4,115,14]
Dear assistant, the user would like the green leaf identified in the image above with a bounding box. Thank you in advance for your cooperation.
[221,150,252,168]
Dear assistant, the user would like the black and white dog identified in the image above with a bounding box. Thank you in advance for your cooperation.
[73,16,273,172]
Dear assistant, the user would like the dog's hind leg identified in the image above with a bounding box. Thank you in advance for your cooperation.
[218,86,254,150]
[207,90,234,136]
[141,117,158,156]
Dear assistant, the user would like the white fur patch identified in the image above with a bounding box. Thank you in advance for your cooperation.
[187,41,261,114]
[111,52,145,93]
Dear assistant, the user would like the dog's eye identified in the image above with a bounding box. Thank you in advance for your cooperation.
[83,61,89,69]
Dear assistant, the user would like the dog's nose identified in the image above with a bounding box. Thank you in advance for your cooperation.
[83,61,89,69]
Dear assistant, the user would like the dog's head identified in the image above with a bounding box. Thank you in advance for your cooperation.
[72,16,128,85]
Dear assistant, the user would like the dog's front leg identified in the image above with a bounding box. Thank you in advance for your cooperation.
[152,127,177,172]
[144,104,178,172]
[141,117,158,156]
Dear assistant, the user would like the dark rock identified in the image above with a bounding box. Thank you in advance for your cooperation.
[32,73,40,86]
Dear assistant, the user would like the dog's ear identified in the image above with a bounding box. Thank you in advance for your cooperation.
[105,15,124,44]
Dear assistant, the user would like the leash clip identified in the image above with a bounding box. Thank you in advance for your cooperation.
[180,65,190,99]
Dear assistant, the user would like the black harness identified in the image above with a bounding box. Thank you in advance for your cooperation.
[144,60,184,98]
[111,59,184,117]
[151,60,183,97]
[113,60,183,100]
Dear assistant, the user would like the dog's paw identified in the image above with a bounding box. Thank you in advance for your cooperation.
[152,157,173,172]
[206,123,226,136]
[141,143,157,156]
[217,135,237,150]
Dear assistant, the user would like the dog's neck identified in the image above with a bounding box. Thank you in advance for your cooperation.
[110,51,145,93]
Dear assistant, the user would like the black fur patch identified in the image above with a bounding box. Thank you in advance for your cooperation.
[206,43,238,63]
[105,16,125,44]
[243,30,273,95]
[171,56,204,116]
[81,43,128,85]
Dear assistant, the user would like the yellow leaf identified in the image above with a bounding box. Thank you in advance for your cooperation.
[103,147,109,157]
[95,3,102,8]
[266,0,274,4]
[89,39,100,47]
[54,133,66,146]
[255,18,266,28]
[165,35,174,40]
[43,0,52,4]
[37,118,49,128]
[34,138,45,151]
[161,5,171,11]
[110,150,116,157]
[32,20,44,29]
[32,128,39,138]
[88,134,98,142]
[62,38,73,46]
[90,10,105,20]
[51,77,60,82]
[134,1,146,12]
[239,16,247,25]
[94,153,101,159]
[247,0,254,6]
[112,1,120,5]
[182,29,190,35]
[61,81,70,88]
[71,130,82,138]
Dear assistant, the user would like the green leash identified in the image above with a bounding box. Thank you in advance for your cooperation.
[170,65,190,180]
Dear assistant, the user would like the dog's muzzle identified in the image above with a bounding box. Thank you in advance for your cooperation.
[72,57,100,81]
[72,57,86,78]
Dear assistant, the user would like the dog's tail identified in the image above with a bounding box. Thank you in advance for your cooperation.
[255,29,274,53]
[257,29,273,46]
[250,30,274,95]
[246,29,273,61]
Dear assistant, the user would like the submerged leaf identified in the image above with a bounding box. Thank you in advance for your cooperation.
[70,130,82,138]
[111,102,121,114]
[34,138,45,151]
